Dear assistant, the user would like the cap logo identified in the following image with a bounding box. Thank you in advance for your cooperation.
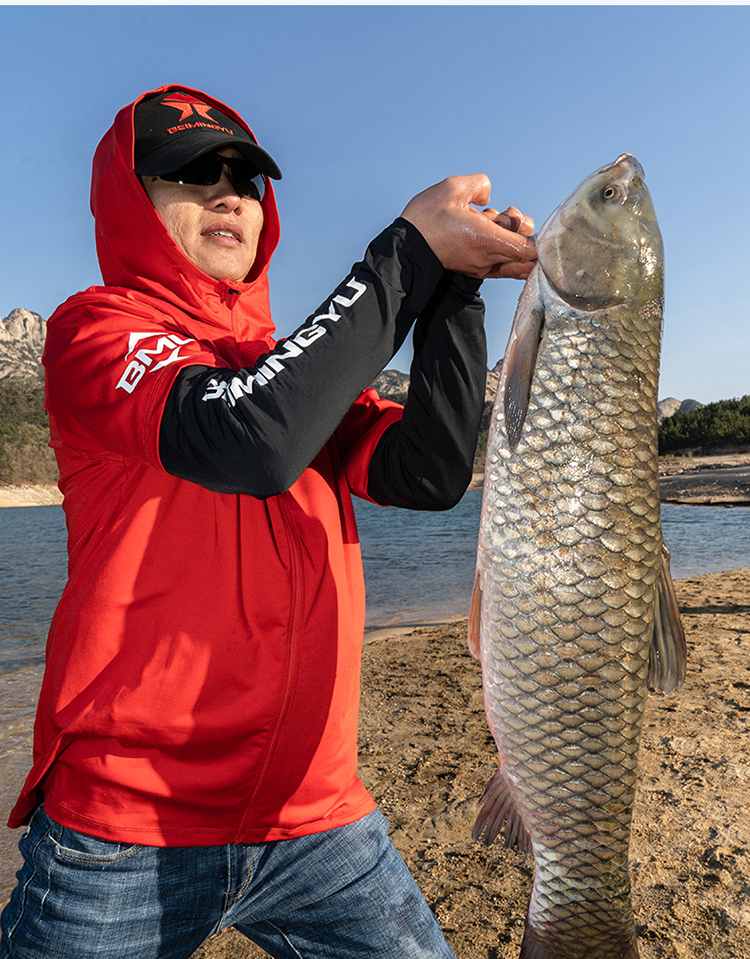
[161,92,221,123]
[133,89,279,179]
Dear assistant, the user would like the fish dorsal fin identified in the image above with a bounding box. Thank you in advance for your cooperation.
[648,543,687,694]
[473,764,532,853]
[468,571,482,660]
[502,268,546,451]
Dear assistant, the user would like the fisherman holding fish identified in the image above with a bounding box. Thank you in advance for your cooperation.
[0,86,536,959]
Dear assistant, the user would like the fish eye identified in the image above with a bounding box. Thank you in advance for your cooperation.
[602,184,624,202]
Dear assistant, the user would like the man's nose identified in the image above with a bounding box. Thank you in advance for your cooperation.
[209,168,242,208]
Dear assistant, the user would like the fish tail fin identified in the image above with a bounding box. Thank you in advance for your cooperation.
[519,921,640,959]
[648,543,687,694]
[518,925,558,959]
[472,765,531,852]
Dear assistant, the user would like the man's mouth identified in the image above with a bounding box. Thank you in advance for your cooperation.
[202,224,243,243]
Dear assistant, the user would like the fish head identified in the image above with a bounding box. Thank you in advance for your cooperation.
[535,154,663,312]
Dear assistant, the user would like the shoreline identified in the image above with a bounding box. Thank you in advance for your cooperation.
[0,484,63,508]
[3,452,750,509]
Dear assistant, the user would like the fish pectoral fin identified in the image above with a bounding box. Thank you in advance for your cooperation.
[468,572,482,660]
[473,765,532,853]
[648,542,687,694]
[502,268,545,451]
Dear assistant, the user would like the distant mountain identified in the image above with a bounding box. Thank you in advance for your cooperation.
[0,309,46,382]
[370,368,409,400]
[657,397,704,424]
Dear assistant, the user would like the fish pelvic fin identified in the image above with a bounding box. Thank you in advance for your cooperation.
[473,764,532,853]
[648,542,687,694]
[519,922,640,959]
[502,268,545,452]
[468,571,482,660]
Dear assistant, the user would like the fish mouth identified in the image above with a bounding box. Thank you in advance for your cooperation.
[612,153,645,179]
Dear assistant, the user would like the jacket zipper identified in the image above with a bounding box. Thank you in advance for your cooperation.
[223,286,242,310]
[236,494,303,837]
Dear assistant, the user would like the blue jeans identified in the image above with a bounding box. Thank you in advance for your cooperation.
[0,806,455,959]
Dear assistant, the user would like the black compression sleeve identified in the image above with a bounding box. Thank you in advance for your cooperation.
[158,219,443,497]
[366,272,486,510]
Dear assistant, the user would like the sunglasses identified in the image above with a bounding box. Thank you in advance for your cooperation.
[160,152,265,202]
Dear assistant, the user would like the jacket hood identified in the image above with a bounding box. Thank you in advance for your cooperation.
[90,84,281,339]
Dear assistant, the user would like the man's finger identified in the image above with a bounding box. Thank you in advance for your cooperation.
[486,259,537,280]
[480,208,512,232]
[445,173,492,211]
[479,219,537,262]
[501,205,535,237]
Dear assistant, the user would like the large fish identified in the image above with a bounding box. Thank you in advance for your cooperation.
[468,154,686,959]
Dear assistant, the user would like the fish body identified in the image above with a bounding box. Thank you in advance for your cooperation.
[469,155,686,959]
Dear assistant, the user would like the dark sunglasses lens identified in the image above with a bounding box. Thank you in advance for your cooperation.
[161,154,265,201]
[161,154,222,186]
[224,157,265,201]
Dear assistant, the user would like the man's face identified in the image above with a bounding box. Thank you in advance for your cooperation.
[142,148,264,284]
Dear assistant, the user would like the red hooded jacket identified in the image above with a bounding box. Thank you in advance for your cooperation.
[9,85,487,844]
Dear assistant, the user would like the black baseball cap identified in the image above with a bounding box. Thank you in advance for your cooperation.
[134,90,281,181]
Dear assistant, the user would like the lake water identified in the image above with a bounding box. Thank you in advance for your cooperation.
[354,493,750,628]
[1,497,750,900]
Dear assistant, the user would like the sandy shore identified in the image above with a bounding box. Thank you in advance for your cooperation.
[184,568,750,959]
[658,453,750,506]
[0,484,62,507]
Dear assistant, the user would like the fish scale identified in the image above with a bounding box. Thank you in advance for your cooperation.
[469,155,686,959]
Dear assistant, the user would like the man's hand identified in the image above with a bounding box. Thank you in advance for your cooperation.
[401,175,537,280]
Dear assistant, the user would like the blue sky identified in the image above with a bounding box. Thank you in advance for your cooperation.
[0,4,747,404]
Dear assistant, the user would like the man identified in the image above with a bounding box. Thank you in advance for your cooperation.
[1,85,536,959]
